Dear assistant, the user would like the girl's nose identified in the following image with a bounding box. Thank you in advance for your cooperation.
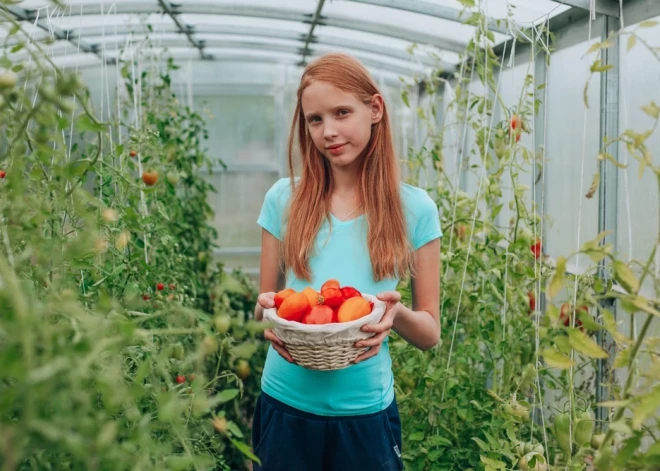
[324,123,339,140]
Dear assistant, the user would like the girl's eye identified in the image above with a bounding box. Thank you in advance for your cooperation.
[308,116,321,124]
[337,109,349,116]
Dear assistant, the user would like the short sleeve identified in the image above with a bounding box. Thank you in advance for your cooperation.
[257,178,289,240]
[412,192,443,250]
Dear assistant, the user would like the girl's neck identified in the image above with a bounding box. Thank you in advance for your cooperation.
[330,164,361,198]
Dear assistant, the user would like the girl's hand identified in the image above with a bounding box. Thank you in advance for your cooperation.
[257,292,295,364]
[352,291,401,364]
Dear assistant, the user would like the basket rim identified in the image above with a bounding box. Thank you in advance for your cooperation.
[262,292,386,333]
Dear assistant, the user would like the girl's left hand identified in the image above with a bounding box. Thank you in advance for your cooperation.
[352,291,401,364]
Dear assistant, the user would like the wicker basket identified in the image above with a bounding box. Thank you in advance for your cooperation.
[262,293,387,371]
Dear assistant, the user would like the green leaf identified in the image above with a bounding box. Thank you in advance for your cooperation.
[457,0,476,7]
[631,384,660,429]
[401,89,410,108]
[76,114,105,133]
[227,420,244,438]
[211,389,240,405]
[612,261,640,294]
[542,348,575,369]
[641,101,660,119]
[229,437,260,464]
[639,20,658,28]
[632,296,660,317]
[597,152,627,168]
[546,257,566,300]
[472,437,490,451]
[590,59,614,73]
[568,328,608,359]
[409,431,425,441]
[627,35,637,52]
[480,455,506,469]
[11,43,24,53]
[608,420,632,435]
[506,422,517,442]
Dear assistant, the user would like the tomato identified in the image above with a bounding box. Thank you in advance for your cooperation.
[213,314,231,334]
[510,114,521,131]
[167,171,180,185]
[0,170,6,179]
[156,283,164,291]
[554,412,572,456]
[530,239,542,259]
[321,279,340,291]
[590,432,605,450]
[175,375,185,384]
[129,150,137,157]
[236,359,250,380]
[0,70,18,89]
[274,288,295,309]
[340,286,361,300]
[142,170,158,186]
[320,287,343,308]
[303,305,334,324]
[142,294,150,301]
[527,291,536,313]
[574,410,594,447]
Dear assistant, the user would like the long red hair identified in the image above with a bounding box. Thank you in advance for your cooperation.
[283,53,411,282]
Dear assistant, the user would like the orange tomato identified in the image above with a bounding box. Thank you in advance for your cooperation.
[321,279,340,291]
[302,286,323,306]
[277,292,310,322]
[274,288,295,309]
[337,296,371,323]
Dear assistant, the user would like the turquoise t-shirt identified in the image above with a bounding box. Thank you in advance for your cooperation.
[256,177,442,417]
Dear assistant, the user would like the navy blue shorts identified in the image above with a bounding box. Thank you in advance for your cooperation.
[252,392,404,471]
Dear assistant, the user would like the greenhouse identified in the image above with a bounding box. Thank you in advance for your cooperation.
[0,0,659,470]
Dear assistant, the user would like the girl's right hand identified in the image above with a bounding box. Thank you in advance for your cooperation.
[258,292,295,364]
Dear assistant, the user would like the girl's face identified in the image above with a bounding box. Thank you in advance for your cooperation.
[301,80,383,171]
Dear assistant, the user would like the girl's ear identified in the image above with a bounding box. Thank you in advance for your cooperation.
[371,94,384,124]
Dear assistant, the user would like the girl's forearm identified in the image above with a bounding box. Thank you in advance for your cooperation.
[392,303,440,351]
[254,302,264,321]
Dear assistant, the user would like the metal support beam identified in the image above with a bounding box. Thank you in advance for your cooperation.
[157,0,210,60]
[548,0,620,18]
[11,26,440,68]
[0,4,113,64]
[43,2,469,54]
[595,13,619,431]
[300,0,326,65]
[346,0,509,34]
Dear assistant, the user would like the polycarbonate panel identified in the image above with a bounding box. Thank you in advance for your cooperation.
[51,13,172,31]
[204,171,281,248]
[315,25,462,66]
[423,0,571,25]
[193,94,277,165]
[324,0,508,47]
[545,39,600,274]
[178,14,309,34]
[616,15,660,272]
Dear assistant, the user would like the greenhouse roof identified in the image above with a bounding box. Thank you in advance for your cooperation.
[1,0,621,77]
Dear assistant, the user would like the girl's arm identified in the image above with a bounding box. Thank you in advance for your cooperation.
[356,238,441,362]
[392,238,441,350]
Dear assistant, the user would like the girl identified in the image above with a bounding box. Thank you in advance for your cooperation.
[252,53,442,470]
